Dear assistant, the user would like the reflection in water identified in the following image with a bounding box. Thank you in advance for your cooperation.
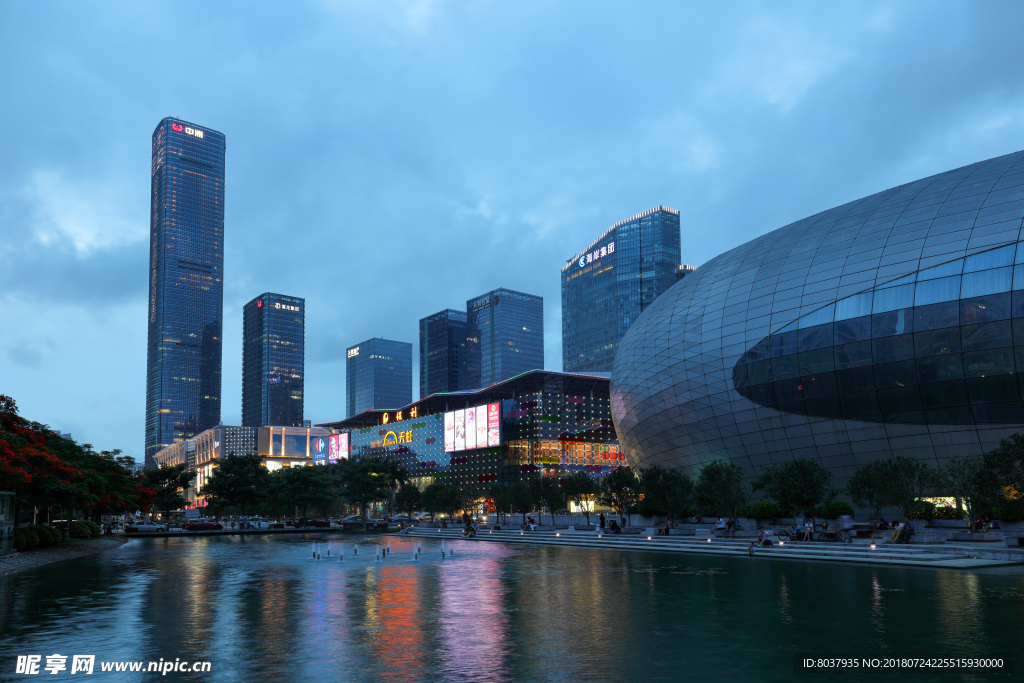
[2,536,1024,681]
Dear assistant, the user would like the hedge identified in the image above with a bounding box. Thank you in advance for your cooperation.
[69,520,100,539]
[742,501,784,520]
[819,501,855,520]
[13,527,38,551]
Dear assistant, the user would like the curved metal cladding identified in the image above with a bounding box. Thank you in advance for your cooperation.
[611,151,1024,485]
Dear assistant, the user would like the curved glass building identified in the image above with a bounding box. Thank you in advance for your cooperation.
[611,151,1024,485]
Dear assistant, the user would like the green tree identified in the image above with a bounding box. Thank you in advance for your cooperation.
[940,456,996,529]
[422,480,465,521]
[338,456,408,518]
[143,464,193,520]
[694,460,747,518]
[638,465,693,527]
[880,456,936,521]
[487,483,514,524]
[269,465,336,518]
[533,477,564,526]
[509,480,538,524]
[599,466,640,526]
[982,432,1024,495]
[203,453,270,515]
[561,471,598,525]
[752,458,834,521]
[394,485,422,519]
[846,460,891,520]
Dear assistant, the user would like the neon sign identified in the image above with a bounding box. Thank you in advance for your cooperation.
[578,241,615,268]
[274,303,300,312]
[171,122,204,139]
[347,347,360,358]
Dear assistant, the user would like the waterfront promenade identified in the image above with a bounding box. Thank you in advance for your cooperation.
[402,526,1024,569]
[0,537,128,577]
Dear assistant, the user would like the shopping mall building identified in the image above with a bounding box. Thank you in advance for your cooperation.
[320,370,622,497]
[612,150,1024,487]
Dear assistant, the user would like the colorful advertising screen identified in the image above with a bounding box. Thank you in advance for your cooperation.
[311,436,328,465]
[465,407,477,450]
[487,402,501,447]
[444,411,455,452]
[454,410,466,451]
[442,403,501,452]
[475,405,487,446]
[328,433,349,463]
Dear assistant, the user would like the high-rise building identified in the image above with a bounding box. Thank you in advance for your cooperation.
[419,309,468,397]
[145,117,226,468]
[465,288,544,389]
[242,293,305,428]
[346,338,412,417]
[561,205,682,374]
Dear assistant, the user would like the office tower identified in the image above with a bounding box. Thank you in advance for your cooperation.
[346,338,413,417]
[242,293,305,428]
[145,117,226,468]
[419,309,468,397]
[465,288,543,389]
[561,205,682,374]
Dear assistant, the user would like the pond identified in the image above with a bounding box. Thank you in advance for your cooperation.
[1,534,1022,681]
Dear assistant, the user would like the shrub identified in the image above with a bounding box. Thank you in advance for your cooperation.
[83,521,101,538]
[26,524,61,547]
[68,520,94,540]
[992,499,1024,523]
[13,527,39,551]
[912,500,937,521]
[932,506,965,521]
[743,501,784,520]
[819,501,855,520]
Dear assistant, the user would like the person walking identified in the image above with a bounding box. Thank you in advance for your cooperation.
[599,513,606,531]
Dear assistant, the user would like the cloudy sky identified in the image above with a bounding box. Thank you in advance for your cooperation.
[2,1,1024,461]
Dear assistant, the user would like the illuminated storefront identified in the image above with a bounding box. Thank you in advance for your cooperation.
[320,370,622,498]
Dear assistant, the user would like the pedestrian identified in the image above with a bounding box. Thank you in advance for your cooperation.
[599,513,606,531]
[839,514,854,543]
[726,517,736,538]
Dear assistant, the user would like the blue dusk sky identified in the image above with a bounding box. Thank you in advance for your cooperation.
[2,1,1024,461]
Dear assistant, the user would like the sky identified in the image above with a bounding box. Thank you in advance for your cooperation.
[3,1,1024,462]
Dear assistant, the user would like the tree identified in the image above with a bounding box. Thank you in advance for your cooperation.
[338,456,408,518]
[638,465,693,527]
[752,458,834,521]
[203,454,270,514]
[599,467,640,525]
[421,480,464,522]
[144,464,193,520]
[879,456,936,521]
[487,483,514,524]
[561,471,598,525]
[982,432,1024,496]
[394,485,421,519]
[269,465,336,518]
[510,480,537,524]
[534,477,564,526]
[694,460,747,518]
[846,460,891,520]
[940,456,996,528]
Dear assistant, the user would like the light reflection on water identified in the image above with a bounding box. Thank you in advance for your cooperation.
[1,535,1023,682]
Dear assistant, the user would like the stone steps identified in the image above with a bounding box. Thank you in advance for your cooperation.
[401,528,1021,568]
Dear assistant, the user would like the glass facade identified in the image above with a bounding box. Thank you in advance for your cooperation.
[145,118,226,468]
[346,338,413,417]
[562,206,682,373]
[242,293,305,427]
[322,371,620,499]
[612,151,1024,487]
[465,288,544,389]
[419,309,467,397]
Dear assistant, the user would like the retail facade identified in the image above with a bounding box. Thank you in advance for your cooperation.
[612,151,1024,488]
[320,370,622,499]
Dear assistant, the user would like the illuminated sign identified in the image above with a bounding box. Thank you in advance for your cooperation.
[170,122,205,139]
[578,241,615,268]
[382,430,414,446]
[257,300,263,308]
[444,402,501,452]
[379,406,417,426]
[312,437,328,465]
[347,347,360,358]
[328,433,349,462]
[274,302,300,312]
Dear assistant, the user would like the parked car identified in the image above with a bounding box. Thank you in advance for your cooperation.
[306,519,330,528]
[341,515,364,522]
[126,522,167,532]
[184,520,223,531]
[390,515,412,522]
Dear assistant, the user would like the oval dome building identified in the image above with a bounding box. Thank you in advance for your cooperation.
[611,151,1024,485]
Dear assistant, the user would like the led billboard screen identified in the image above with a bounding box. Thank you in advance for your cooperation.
[443,403,501,452]
[328,433,349,463]
[454,410,466,451]
[465,408,477,450]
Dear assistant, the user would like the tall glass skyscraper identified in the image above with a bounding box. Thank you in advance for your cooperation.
[561,205,682,374]
[346,338,413,417]
[145,117,226,468]
[419,309,467,397]
[465,288,544,389]
[242,293,305,428]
